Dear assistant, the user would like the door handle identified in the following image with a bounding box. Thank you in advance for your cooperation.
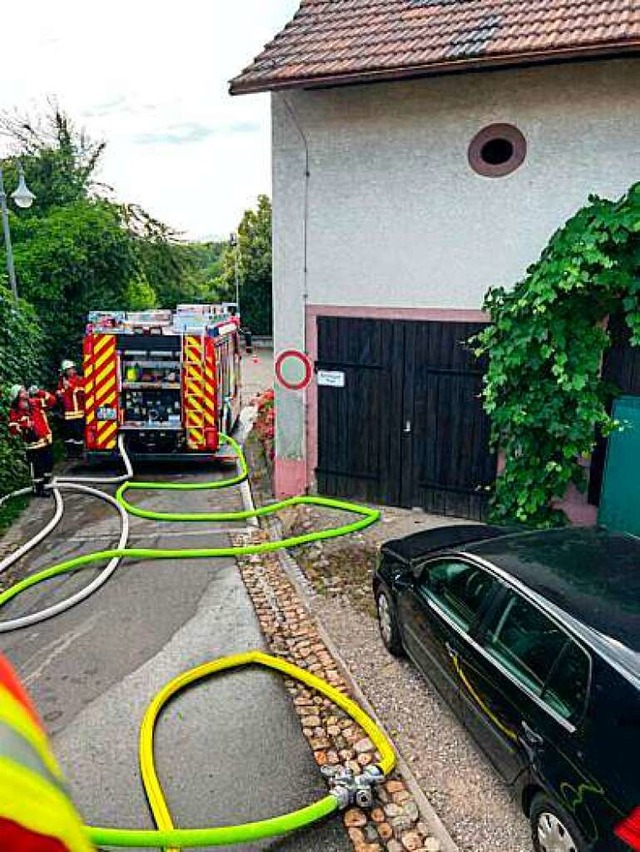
[521,720,544,748]
[403,420,412,433]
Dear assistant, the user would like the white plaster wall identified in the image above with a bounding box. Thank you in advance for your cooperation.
[271,58,640,463]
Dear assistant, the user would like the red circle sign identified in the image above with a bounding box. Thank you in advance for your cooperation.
[275,349,313,391]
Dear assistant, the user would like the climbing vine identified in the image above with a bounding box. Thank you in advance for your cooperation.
[474,182,640,527]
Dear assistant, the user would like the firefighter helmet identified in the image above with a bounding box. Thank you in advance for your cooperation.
[61,359,76,372]
[9,384,25,404]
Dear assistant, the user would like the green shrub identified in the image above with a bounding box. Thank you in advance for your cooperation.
[0,284,44,514]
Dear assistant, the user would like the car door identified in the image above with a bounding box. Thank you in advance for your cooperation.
[457,585,589,786]
[396,558,501,711]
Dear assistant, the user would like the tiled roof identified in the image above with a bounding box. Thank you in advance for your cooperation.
[230,0,640,93]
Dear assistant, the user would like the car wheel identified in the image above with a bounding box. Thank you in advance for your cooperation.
[530,794,588,852]
[376,589,404,657]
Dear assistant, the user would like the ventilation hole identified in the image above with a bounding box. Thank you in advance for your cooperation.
[480,138,514,166]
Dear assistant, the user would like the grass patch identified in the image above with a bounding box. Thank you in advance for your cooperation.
[0,493,29,536]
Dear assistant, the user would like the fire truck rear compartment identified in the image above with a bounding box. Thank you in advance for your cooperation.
[120,344,183,452]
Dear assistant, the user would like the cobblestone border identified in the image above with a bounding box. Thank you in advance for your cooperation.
[234,529,443,852]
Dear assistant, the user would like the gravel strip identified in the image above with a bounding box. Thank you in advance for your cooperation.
[313,594,532,852]
[242,436,534,852]
[234,532,447,852]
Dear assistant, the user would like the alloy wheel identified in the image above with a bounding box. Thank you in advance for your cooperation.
[537,811,578,852]
[378,594,392,646]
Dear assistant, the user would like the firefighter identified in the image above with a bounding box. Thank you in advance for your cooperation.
[0,652,94,851]
[57,359,85,459]
[8,385,56,498]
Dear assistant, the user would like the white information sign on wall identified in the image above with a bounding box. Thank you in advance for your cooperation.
[317,370,345,388]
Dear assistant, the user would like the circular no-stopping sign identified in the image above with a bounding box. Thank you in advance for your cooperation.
[275,349,313,391]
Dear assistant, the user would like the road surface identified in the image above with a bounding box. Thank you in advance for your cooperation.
[0,456,349,852]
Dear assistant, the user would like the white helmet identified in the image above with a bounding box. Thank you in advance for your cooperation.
[61,359,76,372]
[9,384,25,404]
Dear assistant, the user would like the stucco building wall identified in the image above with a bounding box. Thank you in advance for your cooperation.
[271,58,640,496]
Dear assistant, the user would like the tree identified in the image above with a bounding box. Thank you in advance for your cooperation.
[119,203,208,307]
[11,200,136,378]
[0,106,106,213]
[217,195,272,334]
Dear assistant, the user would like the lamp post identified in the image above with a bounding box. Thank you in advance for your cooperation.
[228,232,240,317]
[0,162,36,301]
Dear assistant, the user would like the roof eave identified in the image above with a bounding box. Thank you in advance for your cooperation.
[229,39,640,96]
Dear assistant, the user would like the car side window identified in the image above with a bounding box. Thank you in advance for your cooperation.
[483,592,567,697]
[542,640,590,724]
[419,560,500,632]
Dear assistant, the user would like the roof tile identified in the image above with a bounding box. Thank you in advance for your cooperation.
[231,0,640,93]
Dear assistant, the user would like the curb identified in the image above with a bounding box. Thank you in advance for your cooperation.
[237,462,459,852]
[275,537,460,852]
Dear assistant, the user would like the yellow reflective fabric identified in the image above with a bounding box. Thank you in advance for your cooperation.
[0,683,94,851]
[0,684,63,781]
[0,758,93,852]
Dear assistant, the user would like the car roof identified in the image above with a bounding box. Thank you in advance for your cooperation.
[461,527,640,656]
[381,524,509,564]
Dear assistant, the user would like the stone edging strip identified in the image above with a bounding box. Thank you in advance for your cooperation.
[275,541,460,852]
[232,520,456,852]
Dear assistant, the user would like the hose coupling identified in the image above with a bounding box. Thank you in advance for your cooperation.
[323,763,385,810]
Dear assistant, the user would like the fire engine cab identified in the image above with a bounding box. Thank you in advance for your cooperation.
[82,306,241,460]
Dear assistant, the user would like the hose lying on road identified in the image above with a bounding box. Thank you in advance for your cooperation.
[0,433,394,848]
[91,650,395,850]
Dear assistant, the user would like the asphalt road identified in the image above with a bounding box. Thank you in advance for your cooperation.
[0,458,349,851]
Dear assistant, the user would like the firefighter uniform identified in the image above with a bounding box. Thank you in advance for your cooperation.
[8,388,56,497]
[56,369,85,458]
[0,653,94,851]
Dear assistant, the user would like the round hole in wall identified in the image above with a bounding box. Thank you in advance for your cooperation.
[468,124,526,177]
[480,137,514,166]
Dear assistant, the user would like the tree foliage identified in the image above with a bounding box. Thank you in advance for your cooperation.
[216,195,272,334]
[474,182,640,527]
[11,200,136,377]
[0,106,106,212]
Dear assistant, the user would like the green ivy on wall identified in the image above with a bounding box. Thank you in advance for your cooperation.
[474,182,640,527]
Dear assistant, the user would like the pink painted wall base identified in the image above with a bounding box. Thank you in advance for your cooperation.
[274,456,308,498]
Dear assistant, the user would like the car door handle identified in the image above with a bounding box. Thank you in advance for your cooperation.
[521,720,544,747]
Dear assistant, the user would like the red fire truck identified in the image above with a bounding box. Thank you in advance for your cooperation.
[82,306,241,460]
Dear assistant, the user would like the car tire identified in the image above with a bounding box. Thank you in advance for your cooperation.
[376,588,404,657]
[530,793,588,852]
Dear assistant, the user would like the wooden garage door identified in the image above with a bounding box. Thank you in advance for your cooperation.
[315,317,496,519]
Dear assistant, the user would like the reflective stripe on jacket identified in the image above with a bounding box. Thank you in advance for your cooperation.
[0,655,93,852]
[8,392,56,450]
[57,377,85,420]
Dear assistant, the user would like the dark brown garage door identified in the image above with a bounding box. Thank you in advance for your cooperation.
[315,316,496,520]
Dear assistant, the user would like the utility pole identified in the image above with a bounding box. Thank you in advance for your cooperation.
[229,232,240,315]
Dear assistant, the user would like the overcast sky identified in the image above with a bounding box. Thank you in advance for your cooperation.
[0,0,300,241]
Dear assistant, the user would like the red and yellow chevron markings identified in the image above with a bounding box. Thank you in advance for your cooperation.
[83,334,119,451]
[203,337,218,449]
[182,335,208,450]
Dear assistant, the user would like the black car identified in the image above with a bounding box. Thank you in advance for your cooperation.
[373,525,640,852]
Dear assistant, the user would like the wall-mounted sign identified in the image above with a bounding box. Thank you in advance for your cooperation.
[275,349,313,391]
[317,370,345,388]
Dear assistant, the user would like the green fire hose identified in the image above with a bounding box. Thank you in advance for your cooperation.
[0,434,395,848]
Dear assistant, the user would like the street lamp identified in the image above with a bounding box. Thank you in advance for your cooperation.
[228,232,240,317]
[0,162,36,301]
